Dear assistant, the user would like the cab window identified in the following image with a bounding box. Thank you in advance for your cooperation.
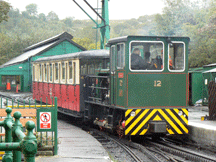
[168,42,185,71]
[130,41,164,71]
[117,44,125,69]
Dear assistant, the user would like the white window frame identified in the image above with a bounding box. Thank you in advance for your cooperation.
[168,41,186,72]
[117,43,125,69]
[129,41,164,72]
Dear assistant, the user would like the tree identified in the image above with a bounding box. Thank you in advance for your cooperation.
[63,17,73,27]
[0,1,11,23]
[154,0,194,36]
[25,4,38,16]
[38,13,46,21]
[185,0,216,67]
[47,11,59,21]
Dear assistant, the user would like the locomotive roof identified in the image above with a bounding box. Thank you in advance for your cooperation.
[107,35,190,45]
[33,49,109,63]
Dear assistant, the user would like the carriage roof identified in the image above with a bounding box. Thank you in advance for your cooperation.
[33,49,109,63]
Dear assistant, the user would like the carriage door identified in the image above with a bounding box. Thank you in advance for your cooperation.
[110,45,116,105]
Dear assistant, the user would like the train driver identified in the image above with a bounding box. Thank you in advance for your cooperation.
[161,50,173,69]
[131,48,148,70]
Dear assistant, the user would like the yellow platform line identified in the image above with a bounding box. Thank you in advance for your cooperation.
[8,105,53,108]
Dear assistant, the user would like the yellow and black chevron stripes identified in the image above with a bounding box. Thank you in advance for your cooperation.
[125,108,188,135]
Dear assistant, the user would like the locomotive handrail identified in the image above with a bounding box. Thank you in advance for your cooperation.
[0,108,37,162]
[88,86,109,90]
[87,75,109,79]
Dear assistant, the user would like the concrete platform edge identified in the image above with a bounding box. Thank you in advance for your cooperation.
[189,125,216,147]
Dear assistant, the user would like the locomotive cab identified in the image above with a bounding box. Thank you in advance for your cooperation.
[107,36,190,136]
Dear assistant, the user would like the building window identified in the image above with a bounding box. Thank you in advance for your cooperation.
[2,76,18,85]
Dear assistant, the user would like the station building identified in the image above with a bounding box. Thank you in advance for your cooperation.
[0,32,86,92]
[189,63,216,106]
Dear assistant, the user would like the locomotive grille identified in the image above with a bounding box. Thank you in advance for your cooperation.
[125,108,188,135]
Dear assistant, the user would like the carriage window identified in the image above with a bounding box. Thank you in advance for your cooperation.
[49,64,53,82]
[40,64,43,81]
[168,42,185,71]
[69,62,73,83]
[44,64,47,82]
[33,66,35,81]
[110,45,115,72]
[130,41,164,71]
[73,62,76,84]
[117,44,125,69]
[81,64,87,75]
[62,62,66,80]
[55,63,59,81]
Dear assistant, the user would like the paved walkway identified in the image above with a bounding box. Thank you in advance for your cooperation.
[35,120,111,162]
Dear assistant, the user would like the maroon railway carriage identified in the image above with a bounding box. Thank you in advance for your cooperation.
[32,50,109,117]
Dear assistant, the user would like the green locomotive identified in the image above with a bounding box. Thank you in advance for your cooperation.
[85,35,190,136]
[33,35,189,137]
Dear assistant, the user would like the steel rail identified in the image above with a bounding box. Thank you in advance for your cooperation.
[149,140,216,162]
[129,142,162,162]
[109,137,143,162]
[92,130,143,162]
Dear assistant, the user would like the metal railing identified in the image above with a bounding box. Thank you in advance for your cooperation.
[0,108,37,162]
[0,96,58,159]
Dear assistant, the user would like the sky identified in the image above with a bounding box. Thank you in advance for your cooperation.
[6,0,165,20]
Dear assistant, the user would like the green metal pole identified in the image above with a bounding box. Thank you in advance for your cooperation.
[12,111,24,162]
[20,121,37,162]
[54,97,58,155]
[3,108,13,162]
[0,143,20,151]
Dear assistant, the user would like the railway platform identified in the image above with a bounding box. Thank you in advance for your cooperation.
[35,119,111,162]
[188,106,216,147]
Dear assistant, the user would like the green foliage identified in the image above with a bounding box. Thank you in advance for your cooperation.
[25,4,38,16]
[0,1,11,23]
[183,0,216,67]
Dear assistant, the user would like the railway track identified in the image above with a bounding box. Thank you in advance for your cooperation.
[91,130,143,162]
[146,138,216,162]
[90,129,162,162]
[91,129,216,162]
